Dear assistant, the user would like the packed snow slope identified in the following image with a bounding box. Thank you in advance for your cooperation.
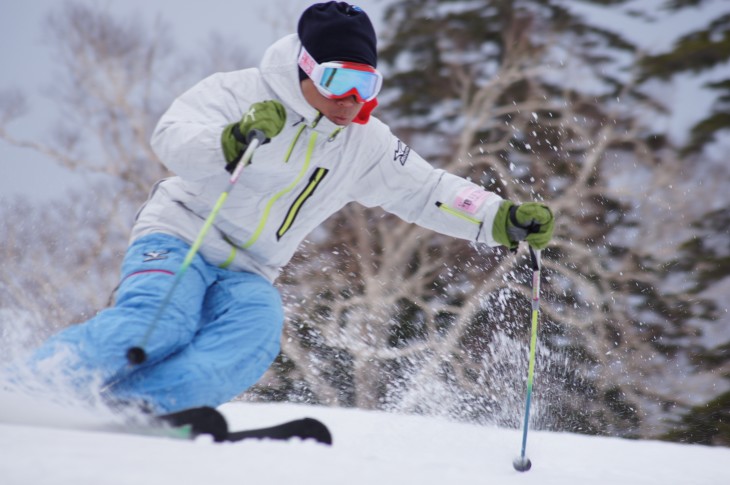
[0,399,727,485]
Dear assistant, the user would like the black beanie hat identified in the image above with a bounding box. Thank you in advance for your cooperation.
[298,2,377,73]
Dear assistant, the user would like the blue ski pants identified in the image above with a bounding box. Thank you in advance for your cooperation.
[30,233,284,413]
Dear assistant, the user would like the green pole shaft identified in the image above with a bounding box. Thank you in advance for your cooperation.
[127,136,262,364]
[518,247,541,459]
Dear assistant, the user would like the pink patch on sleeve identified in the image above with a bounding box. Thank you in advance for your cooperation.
[454,187,491,214]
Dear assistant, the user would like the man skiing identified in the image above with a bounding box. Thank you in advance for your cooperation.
[28,2,554,414]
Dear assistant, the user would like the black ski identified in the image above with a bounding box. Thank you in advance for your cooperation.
[156,406,332,445]
[226,417,331,444]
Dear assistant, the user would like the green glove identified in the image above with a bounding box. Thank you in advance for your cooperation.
[221,100,286,172]
[492,201,554,250]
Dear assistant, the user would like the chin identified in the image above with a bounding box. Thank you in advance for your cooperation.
[330,115,353,126]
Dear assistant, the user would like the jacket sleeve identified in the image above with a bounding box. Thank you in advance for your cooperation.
[350,129,504,246]
[150,70,257,181]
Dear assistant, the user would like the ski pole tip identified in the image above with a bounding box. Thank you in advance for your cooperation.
[126,346,147,365]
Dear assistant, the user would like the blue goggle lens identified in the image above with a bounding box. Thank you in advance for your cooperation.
[320,67,380,100]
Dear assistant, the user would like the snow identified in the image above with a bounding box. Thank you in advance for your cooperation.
[1,399,728,485]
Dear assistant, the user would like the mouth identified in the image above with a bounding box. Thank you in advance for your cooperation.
[331,114,351,125]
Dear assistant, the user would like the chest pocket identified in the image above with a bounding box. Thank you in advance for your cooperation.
[276,167,329,240]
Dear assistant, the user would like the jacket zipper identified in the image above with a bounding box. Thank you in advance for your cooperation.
[240,129,319,249]
[219,120,338,268]
[277,167,329,240]
[435,201,482,225]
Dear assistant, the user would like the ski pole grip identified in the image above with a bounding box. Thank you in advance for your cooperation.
[246,129,269,145]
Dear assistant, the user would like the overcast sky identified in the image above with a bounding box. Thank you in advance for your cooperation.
[1,0,727,202]
[0,0,388,201]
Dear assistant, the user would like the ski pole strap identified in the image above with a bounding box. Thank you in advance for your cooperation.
[529,247,541,310]
[225,128,267,173]
[507,204,542,243]
[529,246,541,272]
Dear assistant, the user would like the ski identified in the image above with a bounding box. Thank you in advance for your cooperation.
[0,395,332,445]
[226,417,331,444]
[152,406,333,445]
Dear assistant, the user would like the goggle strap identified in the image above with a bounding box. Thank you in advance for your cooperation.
[298,47,317,78]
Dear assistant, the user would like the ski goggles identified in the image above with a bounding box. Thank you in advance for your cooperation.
[298,46,382,103]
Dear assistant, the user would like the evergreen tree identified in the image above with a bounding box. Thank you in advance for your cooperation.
[640,0,730,155]
[638,0,730,444]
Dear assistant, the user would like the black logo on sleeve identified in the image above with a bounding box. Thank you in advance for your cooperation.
[394,140,411,166]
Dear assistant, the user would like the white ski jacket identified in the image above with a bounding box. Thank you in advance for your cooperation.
[132,34,504,283]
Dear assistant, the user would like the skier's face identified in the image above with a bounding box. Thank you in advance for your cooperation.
[300,79,363,126]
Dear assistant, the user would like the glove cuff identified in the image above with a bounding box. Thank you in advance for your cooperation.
[492,201,518,249]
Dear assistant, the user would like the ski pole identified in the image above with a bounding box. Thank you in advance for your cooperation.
[126,130,267,365]
[513,247,541,472]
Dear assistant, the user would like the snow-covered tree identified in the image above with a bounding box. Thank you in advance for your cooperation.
[254,0,729,441]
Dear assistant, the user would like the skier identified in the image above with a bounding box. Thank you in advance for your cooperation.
[28,2,554,414]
